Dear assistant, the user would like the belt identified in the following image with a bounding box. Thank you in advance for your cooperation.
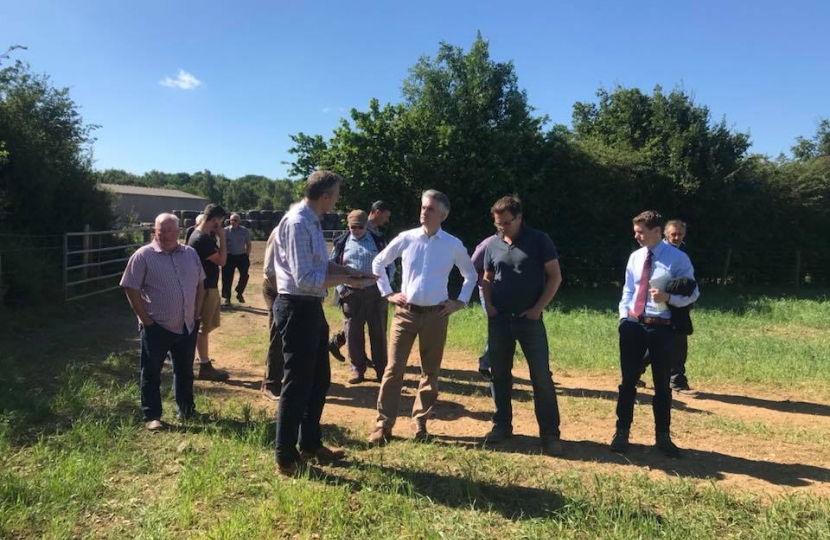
[639,316,671,326]
[403,303,443,313]
[280,294,323,303]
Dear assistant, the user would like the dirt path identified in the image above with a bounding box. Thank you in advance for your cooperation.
[201,242,830,497]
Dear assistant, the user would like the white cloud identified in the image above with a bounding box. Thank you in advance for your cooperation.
[160,69,202,90]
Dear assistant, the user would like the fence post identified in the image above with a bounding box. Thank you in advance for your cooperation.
[795,250,801,288]
[82,224,91,283]
[721,248,733,285]
[63,232,69,301]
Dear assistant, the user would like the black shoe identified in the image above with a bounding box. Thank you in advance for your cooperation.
[328,339,346,362]
[348,374,365,385]
[541,436,564,457]
[483,425,513,444]
[671,376,691,392]
[610,429,630,453]
[656,432,681,458]
[236,293,245,303]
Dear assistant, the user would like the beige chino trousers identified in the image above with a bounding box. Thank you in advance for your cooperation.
[376,305,449,429]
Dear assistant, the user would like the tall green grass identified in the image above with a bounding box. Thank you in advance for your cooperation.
[1,290,829,538]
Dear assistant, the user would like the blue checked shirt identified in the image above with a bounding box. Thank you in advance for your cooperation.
[330,232,379,295]
[273,201,328,297]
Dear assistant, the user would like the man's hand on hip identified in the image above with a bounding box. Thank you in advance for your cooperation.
[386,292,408,306]
[439,299,466,317]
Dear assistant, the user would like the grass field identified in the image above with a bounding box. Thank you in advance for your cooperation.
[1,287,828,539]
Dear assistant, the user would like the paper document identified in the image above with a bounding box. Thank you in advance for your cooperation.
[649,274,671,312]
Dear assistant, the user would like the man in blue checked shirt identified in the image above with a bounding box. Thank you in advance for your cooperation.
[271,171,378,476]
[329,209,390,384]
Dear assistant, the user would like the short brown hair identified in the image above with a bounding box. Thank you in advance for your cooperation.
[304,170,343,200]
[203,204,226,221]
[632,210,665,230]
[491,195,522,217]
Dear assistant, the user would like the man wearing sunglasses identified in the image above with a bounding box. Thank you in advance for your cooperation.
[329,210,391,383]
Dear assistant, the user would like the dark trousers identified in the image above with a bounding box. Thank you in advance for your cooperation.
[140,322,198,421]
[273,295,330,466]
[221,254,250,299]
[341,286,387,379]
[262,278,285,393]
[617,320,674,433]
[670,333,689,383]
[488,313,561,438]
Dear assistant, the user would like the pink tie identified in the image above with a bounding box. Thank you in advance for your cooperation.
[629,250,653,319]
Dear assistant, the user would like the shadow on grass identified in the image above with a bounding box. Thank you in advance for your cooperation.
[692,391,830,417]
[553,286,830,316]
[434,435,830,488]
[319,461,583,520]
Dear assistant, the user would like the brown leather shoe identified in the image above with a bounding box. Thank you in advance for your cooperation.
[368,426,391,446]
[299,446,346,463]
[276,460,307,477]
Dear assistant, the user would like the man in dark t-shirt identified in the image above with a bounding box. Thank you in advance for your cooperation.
[481,195,564,456]
[187,204,230,382]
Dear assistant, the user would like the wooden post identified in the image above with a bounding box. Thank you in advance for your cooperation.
[721,248,732,285]
[795,250,801,288]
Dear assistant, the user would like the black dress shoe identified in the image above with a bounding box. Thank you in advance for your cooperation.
[656,432,681,458]
[328,340,346,362]
[610,429,630,453]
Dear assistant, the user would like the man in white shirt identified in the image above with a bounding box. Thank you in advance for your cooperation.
[369,190,477,444]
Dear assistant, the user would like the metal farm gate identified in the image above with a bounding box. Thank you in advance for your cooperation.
[64,227,151,302]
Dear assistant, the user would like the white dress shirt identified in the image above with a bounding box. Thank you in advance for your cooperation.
[372,226,477,306]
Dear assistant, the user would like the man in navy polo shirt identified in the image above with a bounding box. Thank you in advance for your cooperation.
[480,195,564,456]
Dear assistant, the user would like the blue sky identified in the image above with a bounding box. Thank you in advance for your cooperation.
[3,0,828,180]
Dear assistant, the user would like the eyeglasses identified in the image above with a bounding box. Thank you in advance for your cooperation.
[230,220,239,223]
[350,225,365,230]
[494,218,515,229]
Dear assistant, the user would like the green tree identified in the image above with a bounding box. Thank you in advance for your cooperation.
[290,34,548,243]
[792,118,830,161]
[0,61,112,233]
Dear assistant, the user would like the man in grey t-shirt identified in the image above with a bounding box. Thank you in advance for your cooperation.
[481,195,564,456]
[222,213,252,305]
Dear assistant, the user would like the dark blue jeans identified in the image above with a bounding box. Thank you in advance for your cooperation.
[616,320,673,433]
[273,295,331,467]
[488,313,561,438]
[140,321,198,421]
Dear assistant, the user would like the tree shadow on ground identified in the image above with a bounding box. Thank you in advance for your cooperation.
[433,435,830,488]
[316,462,592,521]
[553,286,830,316]
[692,391,830,417]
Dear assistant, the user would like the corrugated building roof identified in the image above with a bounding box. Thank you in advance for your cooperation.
[99,183,207,199]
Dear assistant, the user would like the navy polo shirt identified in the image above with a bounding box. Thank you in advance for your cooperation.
[485,226,558,314]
